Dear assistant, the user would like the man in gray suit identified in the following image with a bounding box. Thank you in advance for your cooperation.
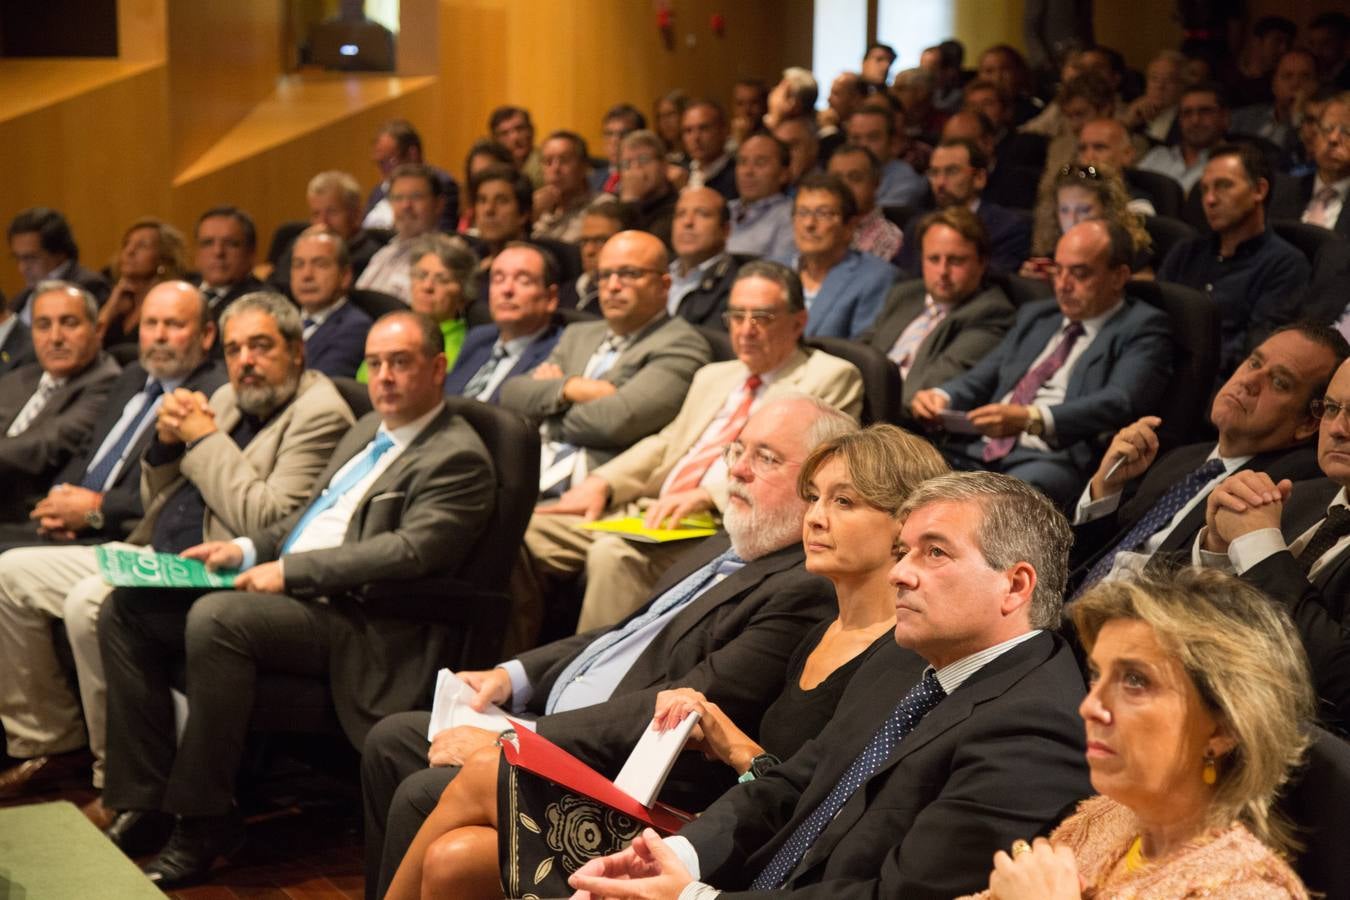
[499,229,711,499]
[98,310,495,890]
[0,281,121,522]
[863,206,1016,412]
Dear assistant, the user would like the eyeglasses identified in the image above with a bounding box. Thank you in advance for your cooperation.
[723,442,791,477]
[1058,164,1103,181]
[596,266,661,284]
[1310,398,1350,424]
[1319,122,1350,140]
[793,207,844,222]
[722,308,783,327]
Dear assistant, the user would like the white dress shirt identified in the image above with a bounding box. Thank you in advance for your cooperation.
[1196,487,1350,582]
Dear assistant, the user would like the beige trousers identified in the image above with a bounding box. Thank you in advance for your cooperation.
[0,541,127,787]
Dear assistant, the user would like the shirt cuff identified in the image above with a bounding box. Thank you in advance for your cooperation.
[232,537,257,570]
[498,659,532,713]
[665,836,701,881]
[677,883,720,900]
[1227,527,1287,575]
[1074,484,1122,525]
[1191,527,1235,571]
[1037,404,1056,440]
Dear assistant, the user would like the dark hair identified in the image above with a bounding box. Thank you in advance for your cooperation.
[583,198,638,230]
[848,105,895,139]
[543,129,590,163]
[938,39,965,69]
[488,105,532,132]
[735,259,806,313]
[8,207,78,261]
[739,131,792,168]
[604,103,647,130]
[683,98,727,125]
[935,137,989,172]
[1308,12,1349,39]
[501,240,560,289]
[1253,15,1297,39]
[1269,322,1350,397]
[829,143,881,182]
[470,165,533,217]
[1058,71,1116,110]
[915,205,991,262]
[1085,44,1126,79]
[1181,80,1228,109]
[795,172,859,222]
[865,42,897,65]
[1099,218,1135,269]
[376,309,444,359]
[1208,141,1272,192]
[389,163,444,199]
[378,118,422,156]
[464,138,515,176]
[197,206,257,251]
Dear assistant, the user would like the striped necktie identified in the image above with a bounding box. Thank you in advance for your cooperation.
[281,431,395,554]
[661,375,762,497]
[7,376,60,437]
[983,321,1084,462]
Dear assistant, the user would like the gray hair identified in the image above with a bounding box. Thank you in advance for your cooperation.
[296,228,351,270]
[620,129,667,158]
[781,66,819,110]
[761,391,859,442]
[32,279,98,323]
[306,170,362,210]
[408,233,479,303]
[899,471,1071,629]
[734,259,806,313]
[219,292,304,347]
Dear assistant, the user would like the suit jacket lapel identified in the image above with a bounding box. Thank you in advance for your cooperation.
[358,405,452,506]
[876,284,926,350]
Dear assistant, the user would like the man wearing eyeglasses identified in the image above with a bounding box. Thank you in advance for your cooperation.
[527,260,862,633]
[1270,92,1350,236]
[1196,355,1350,732]
[356,164,445,303]
[1136,83,1230,193]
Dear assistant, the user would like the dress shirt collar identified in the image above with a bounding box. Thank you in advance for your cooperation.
[301,295,347,328]
[1313,174,1350,201]
[731,192,790,220]
[380,401,445,451]
[608,310,667,348]
[691,152,732,181]
[1329,487,1349,515]
[923,291,954,315]
[496,323,550,357]
[930,630,1043,694]
[671,251,728,280]
[1208,226,1274,262]
[1061,296,1125,340]
[36,371,67,392]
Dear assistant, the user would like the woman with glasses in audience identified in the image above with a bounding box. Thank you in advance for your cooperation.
[383,424,949,900]
[961,567,1311,899]
[1020,164,1153,281]
[357,233,475,382]
[97,218,188,349]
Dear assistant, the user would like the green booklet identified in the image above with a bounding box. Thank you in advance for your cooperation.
[95,546,237,589]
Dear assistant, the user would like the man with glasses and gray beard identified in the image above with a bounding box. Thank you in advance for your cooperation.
[0,290,353,811]
[359,394,852,899]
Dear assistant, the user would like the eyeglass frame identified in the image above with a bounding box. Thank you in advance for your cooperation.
[595,266,663,285]
[722,441,794,478]
[1310,397,1350,425]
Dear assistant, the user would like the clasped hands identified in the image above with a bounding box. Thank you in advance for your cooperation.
[30,483,102,539]
[1201,470,1291,554]
[910,390,1032,438]
[156,388,217,445]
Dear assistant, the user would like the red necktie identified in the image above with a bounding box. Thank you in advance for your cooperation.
[662,375,763,496]
[983,322,1084,462]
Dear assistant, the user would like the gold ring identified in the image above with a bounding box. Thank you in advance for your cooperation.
[1011,839,1032,859]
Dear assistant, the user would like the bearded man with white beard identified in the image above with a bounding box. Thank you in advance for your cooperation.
[358,394,855,898]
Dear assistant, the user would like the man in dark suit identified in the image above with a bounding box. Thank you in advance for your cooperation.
[864,206,1016,409]
[912,220,1173,507]
[362,119,459,233]
[569,471,1091,899]
[1070,324,1347,592]
[942,108,1041,210]
[190,207,265,321]
[898,138,1032,275]
[1199,356,1350,734]
[1268,93,1350,237]
[0,304,34,374]
[266,170,388,293]
[681,101,737,201]
[290,230,372,378]
[445,243,561,403]
[668,187,740,327]
[0,282,121,522]
[97,311,494,889]
[7,207,110,324]
[359,394,851,898]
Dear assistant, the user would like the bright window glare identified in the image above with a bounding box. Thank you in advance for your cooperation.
[812,0,867,110]
[877,1,952,73]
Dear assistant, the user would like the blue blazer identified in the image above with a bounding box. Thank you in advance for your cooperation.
[939,296,1173,473]
[444,321,563,403]
[804,250,897,340]
[306,301,374,379]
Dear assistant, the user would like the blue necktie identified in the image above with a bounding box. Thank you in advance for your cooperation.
[749,670,946,890]
[544,548,744,714]
[80,381,164,491]
[463,344,508,400]
[538,337,623,495]
[281,431,395,554]
[1075,457,1227,597]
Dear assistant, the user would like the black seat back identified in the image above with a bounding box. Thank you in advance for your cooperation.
[1143,215,1198,267]
[803,337,901,426]
[1126,169,1185,219]
[328,375,373,418]
[1278,726,1350,900]
[1273,220,1348,270]
[1126,279,1219,450]
[348,288,407,322]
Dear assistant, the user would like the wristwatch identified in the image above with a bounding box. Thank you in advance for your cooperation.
[84,507,105,531]
[1024,405,1044,437]
[737,752,781,783]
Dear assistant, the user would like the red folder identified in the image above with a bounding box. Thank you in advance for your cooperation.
[499,725,694,835]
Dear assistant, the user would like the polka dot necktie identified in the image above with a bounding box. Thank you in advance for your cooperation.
[749,669,946,890]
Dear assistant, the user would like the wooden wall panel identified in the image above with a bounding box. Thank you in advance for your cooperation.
[166,2,283,174]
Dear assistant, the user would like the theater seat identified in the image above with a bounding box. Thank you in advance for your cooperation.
[803,337,901,426]
[1278,726,1350,900]
[987,270,1053,308]
[1126,279,1219,450]
[266,220,309,267]
[1143,215,1198,267]
[328,376,373,418]
[1272,220,1348,270]
[1126,169,1185,219]
[693,325,735,362]
[348,288,406,321]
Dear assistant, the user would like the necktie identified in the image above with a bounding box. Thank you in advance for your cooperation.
[281,431,396,554]
[984,321,1085,462]
[302,316,318,335]
[538,337,624,495]
[1074,458,1226,597]
[661,375,763,497]
[462,344,509,400]
[7,377,59,437]
[1297,506,1350,576]
[545,549,745,714]
[1305,185,1340,229]
[887,299,949,377]
[80,380,165,491]
[749,670,947,889]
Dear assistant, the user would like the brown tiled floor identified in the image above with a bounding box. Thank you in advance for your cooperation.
[0,751,367,900]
